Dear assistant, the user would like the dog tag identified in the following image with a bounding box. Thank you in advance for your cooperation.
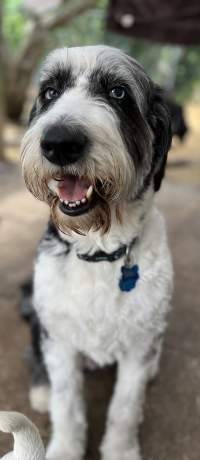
[119,264,139,292]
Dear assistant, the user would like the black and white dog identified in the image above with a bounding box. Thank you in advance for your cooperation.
[21,45,173,460]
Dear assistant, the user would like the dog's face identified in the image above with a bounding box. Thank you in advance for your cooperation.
[21,45,171,234]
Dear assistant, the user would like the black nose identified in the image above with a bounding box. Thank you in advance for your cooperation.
[40,124,89,166]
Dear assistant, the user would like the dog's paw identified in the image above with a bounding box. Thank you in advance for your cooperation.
[29,384,50,413]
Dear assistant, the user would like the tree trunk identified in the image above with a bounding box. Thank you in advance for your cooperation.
[4,0,97,122]
[0,1,5,160]
[0,75,4,160]
[4,26,47,121]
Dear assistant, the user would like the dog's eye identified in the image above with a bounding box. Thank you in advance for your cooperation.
[109,87,126,100]
[43,87,58,101]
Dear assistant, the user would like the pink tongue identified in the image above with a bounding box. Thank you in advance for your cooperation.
[58,176,90,201]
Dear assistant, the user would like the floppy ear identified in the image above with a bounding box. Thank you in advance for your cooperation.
[147,85,172,191]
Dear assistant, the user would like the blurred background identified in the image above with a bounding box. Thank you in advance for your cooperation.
[0,1,200,459]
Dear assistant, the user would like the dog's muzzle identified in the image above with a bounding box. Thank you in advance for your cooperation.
[41,123,96,216]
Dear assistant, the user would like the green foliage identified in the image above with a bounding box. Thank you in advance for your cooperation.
[51,3,106,49]
[3,0,26,50]
[174,47,200,101]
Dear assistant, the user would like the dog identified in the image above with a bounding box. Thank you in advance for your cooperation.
[0,411,45,460]
[21,45,173,460]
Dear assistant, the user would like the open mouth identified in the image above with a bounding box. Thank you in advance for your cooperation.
[48,174,97,216]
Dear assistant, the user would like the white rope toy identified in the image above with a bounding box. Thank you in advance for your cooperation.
[0,412,45,460]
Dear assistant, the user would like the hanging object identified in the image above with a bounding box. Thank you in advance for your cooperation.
[106,0,200,45]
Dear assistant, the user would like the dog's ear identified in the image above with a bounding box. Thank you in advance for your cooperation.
[147,85,172,191]
[28,100,38,125]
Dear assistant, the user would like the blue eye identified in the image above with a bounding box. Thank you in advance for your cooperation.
[110,87,126,100]
[44,87,58,101]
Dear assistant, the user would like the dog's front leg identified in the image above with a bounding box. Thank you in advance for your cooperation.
[101,354,149,460]
[44,339,86,460]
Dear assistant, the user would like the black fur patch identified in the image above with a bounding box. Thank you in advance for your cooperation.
[40,65,75,101]
[89,68,150,169]
[89,68,129,99]
[43,219,62,241]
[29,313,49,385]
[20,281,49,384]
[43,220,70,247]
[29,66,75,124]
[29,101,38,124]
[135,87,172,196]
[89,68,171,194]
[20,279,33,321]
[37,220,71,257]
[147,86,172,192]
[111,94,151,171]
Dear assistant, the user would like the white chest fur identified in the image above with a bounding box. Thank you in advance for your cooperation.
[34,206,173,365]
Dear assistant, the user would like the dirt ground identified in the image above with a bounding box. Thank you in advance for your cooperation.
[0,104,200,459]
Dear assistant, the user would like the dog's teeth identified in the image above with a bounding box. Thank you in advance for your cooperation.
[81,197,87,204]
[60,199,64,203]
[68,202,74,208]
[64,200,69,205]
[76,200,80,206]
[86,185,93,200]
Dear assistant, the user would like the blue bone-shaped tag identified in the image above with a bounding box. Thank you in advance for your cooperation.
[119,264,139,292]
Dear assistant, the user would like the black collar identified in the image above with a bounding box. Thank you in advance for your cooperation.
[77,238,138,263]
[47,221,138,264]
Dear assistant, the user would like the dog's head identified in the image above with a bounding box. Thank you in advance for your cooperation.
[21,45,171,234]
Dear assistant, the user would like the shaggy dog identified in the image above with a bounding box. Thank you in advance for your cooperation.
[21,45,173,460]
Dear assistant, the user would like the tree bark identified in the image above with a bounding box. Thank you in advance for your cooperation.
[0,1,5,160]
[0,76,4,161]
[4,25,47,121]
